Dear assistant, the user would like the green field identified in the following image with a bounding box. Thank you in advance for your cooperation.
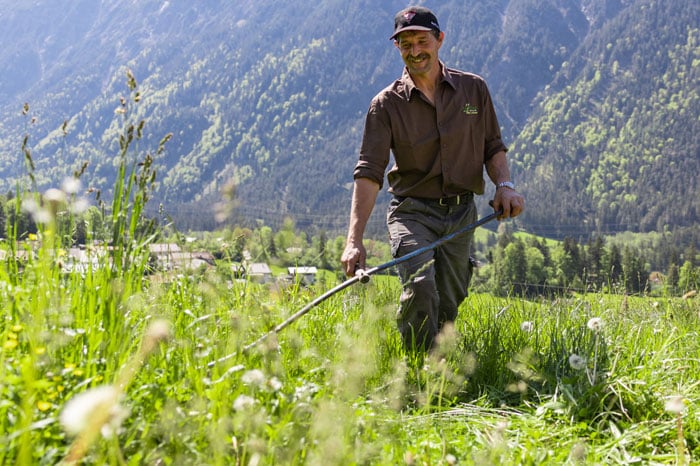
[1,248,698,464]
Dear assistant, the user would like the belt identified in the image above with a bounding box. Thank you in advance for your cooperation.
[395,192,473,206]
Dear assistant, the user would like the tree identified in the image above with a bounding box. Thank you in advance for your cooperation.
[665,263,679,294]
[503,239,528,293]
[602,243,623,289]
[622,246,647,294]
[585,236,605,287]
[554,237,582,288]
[525,246,546,286]
[678,261,698,293]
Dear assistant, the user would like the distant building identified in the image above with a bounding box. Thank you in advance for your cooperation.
[148,243,214,271]
[287,266,318,286]
[168,252,215,271]
[248,262,273,283]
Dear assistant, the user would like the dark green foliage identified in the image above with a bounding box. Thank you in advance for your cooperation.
[0,0,697,242]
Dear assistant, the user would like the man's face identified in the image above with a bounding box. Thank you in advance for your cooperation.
[395,30,443,76]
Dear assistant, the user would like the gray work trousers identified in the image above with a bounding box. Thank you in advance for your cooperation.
[386,195,477,352]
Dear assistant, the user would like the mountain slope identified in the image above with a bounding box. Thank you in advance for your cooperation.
[0,0,697,237]
[512,0,699,235]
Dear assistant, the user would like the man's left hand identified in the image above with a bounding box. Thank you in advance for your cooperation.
[493,188,525,220]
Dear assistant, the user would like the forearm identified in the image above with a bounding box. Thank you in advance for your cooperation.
[484,151,511,185]
[346,178,380,243]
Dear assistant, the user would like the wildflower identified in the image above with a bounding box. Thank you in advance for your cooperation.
[61,177,82,195]
[241,369,266,388]
[69,197,90,215]
[43,188,67,205]
[3,339,18,351]
[144,319,172,344]
[37,401,52,412]
[664,396,687,414]
[445,454,457,465]
[59,386,129,438]
[233,394,255,411]
[587,317,603,332]
[267,377,283,392]
[404,452,416,465]
[140,319,172,356]
[568,354,587,370]
[520,321,534,332]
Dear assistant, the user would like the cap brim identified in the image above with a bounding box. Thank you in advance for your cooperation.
[389,25,434,40]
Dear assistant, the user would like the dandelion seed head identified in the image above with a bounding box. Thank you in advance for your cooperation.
[267,377,283,392]
[69,197,90,215]
[59,385,125,437]
[241,369,266,388]
[43,188,67,205]
[144,319,172,344]
[587,317,603,332]
[233,394,255,412]
[21,198,39,214]
[61,177,82,195]
[568,354,587,370]
[404,452,416,465]
[520,321,534,332]
[570,441,587,462]
[664,395,687,414]
[32,208,53,224]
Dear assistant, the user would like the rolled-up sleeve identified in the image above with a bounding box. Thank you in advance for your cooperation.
[353,98,392,189]
[481,81,508,161]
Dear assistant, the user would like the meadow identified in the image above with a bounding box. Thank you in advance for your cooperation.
[1,236,698,464]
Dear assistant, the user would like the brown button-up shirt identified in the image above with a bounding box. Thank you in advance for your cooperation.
[353,63,507,198]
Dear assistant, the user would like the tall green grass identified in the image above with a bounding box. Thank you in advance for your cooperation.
[1,74,698,464]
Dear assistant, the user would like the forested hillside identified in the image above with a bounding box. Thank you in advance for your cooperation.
[0,0,697,239]
[513,0,699,236]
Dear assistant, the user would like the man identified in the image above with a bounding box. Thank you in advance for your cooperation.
[341,6,525,352]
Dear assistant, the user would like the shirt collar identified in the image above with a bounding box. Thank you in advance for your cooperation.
[399,61,456,100]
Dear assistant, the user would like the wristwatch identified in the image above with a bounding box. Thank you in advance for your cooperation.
[496,181,515,190]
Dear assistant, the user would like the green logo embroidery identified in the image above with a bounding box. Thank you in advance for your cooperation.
[462,103,478,115]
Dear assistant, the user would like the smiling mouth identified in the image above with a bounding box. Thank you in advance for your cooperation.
[408,55,429,63]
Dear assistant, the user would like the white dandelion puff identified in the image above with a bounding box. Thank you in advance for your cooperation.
[69,197,90,215]
[144,319,172,344]
[587,317,603,332]
[43,188,67,205]
[568,354,587,370]
[520,321,534,332]
[241,369,266,388]
[233,394,255,411]
[664,395,687,414]
[59,385,128,438]
[267,377,283,392]
[61,177,82,195]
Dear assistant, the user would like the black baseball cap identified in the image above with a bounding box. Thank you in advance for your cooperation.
[390,6,441,40]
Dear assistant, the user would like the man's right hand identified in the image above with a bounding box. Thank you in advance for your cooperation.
[341,242,367,277]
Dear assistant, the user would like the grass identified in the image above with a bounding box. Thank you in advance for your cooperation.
[1,250,698,464]
[1,74,698,465]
